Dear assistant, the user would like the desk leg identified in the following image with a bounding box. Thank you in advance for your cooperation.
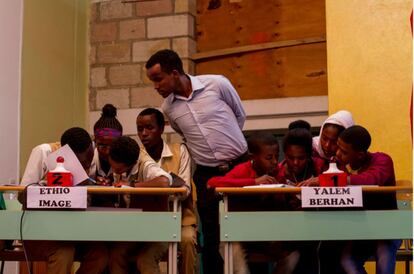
[172,242,178,274]
[168,242,173,274]
[223,195,233,274]
[170,196,180,274]
[168,242,178,274]
[229,242,233,274]
[224,242,229,274]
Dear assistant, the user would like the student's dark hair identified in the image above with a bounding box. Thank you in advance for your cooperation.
[109,136,140,167]
[282,128,313,157]
[93,104,123,133]
[323,123,345,134]
[339,125,371,152]
[60,127,92,153]
[247,133,279,155]
[138,108,165,128]
[288,120,311,131]
[145,49,184,74]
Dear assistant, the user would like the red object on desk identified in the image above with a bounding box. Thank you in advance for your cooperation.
[46,156,73,187]
[319,162,347,187]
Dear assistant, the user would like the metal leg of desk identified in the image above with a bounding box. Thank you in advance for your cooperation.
[168,242,178,274]
[168,196,181,274]
[223,195,234,274]
[224,242,229,274]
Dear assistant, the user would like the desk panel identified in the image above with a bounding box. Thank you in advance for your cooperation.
[0,210,181,242]
[220,210,412,241]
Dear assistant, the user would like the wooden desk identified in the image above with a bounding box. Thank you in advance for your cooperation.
[0,186,186,274]
[216,186,413,274]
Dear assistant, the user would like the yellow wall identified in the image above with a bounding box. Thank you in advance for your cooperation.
[326,0,412,182]
[20,0,89,174]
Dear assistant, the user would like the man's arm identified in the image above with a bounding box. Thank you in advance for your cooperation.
[217,76,246,129]
[134,175,170,187]
[349,154,395,186]
[138,152,173,187]
[21,144,51,185]
[177,144,192,198]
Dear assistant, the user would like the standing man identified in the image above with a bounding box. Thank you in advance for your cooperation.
[137,107,198,274]
[145,49,248,274]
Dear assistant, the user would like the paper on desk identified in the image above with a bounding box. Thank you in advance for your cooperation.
[46,144,88,185]
[243,184,295,188]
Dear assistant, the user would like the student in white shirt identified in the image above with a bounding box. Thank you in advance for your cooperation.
[107,136,173,274]
[20,127,108,274]
[137,108,198,274]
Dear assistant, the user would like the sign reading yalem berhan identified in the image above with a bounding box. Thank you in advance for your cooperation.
[301,187,363,208]
[26,186,87,209]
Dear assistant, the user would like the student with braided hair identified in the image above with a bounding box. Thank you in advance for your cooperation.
[92,104,123,186]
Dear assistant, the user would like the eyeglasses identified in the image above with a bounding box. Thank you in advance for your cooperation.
[96,143,111,150]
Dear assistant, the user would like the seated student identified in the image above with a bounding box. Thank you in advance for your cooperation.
[89,104,123,207]
[107,136,173,274]
[208,133,299,274]
[278,128,328,274]
[312,110,354,171]
[335,125,400,274]
[20,127,108,274]
[137,108,198,274]
[288,119,311,131]
[279,128,324,188]
[92,104,123,185]
[208,133,282,188]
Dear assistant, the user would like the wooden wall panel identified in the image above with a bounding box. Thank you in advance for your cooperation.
[196,0,326,51]
[195,0,327,100]
[196,42,327,100]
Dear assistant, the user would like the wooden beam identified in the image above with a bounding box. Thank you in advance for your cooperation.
[191,36,326,61]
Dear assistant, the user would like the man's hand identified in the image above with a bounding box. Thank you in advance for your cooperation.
[96,176,111,186]
[113,180,130,188]
[297,177,319,187]
[255,175,277,185]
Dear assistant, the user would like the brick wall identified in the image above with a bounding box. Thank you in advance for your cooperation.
[89,0,196,113]
[88,0,328,140]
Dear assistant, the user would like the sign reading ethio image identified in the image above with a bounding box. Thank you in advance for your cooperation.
[301,187,363,208]
[26,186,87,209]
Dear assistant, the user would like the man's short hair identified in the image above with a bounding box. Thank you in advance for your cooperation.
[109,136,140,167]
[60,127,92,153]
[247,133,279,155]
[138,108,165,128]
[339,125,371,152]
[145,49,184,74]
[288,120,311,131]
[282,128,313,157]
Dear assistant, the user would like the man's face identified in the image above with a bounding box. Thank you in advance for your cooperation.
[75,144,94,173]
[146,63,178,98]
[108,157,130,176]
[136,114,164,150]
[336,138,361,168]
[284,145,308,175]
[252,144,279,177]
[320,125,341,158]
[95,135,117,162]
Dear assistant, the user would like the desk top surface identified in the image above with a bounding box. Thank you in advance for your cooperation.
[215,186,412,194]
[0,185,186,195]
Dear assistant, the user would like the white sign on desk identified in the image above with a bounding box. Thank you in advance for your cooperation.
[301,187,363,208]
[26,186,87,209]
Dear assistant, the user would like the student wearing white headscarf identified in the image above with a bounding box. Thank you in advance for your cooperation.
[312,110,354,170]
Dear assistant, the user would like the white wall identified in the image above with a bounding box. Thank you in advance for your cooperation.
[0,0,23,272]
[0,0,23,187]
